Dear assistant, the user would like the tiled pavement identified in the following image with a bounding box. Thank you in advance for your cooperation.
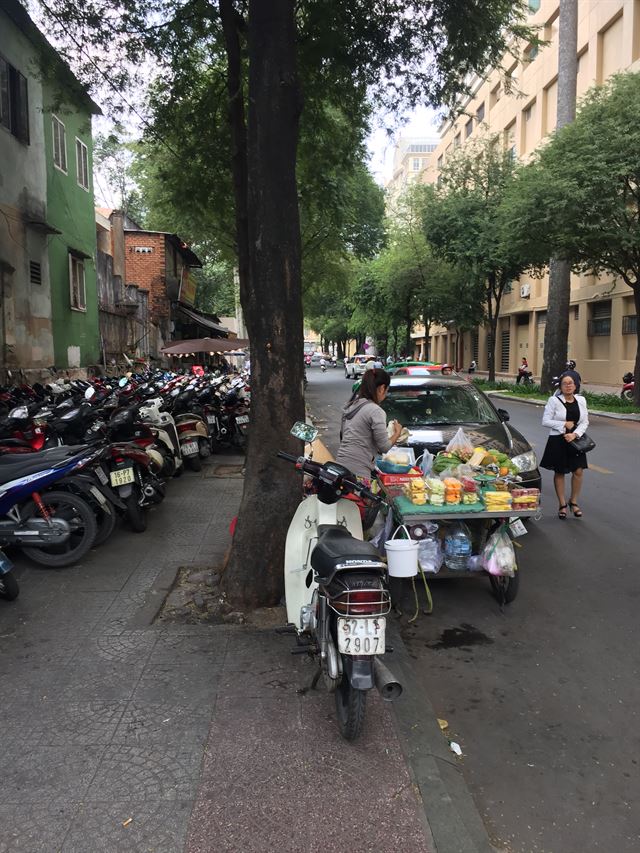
[0,457,434,853]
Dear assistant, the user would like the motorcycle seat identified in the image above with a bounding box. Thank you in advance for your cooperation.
[311,525,385,584]
[0,446,89,484]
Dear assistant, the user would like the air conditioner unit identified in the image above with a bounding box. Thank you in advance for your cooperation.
[520,283,531,298]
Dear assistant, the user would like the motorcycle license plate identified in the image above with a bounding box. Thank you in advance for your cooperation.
[110,467,135,487]
[236,414,249,425]
[181,440,199,456]
[206,415,217,425]
[337,617,386,655]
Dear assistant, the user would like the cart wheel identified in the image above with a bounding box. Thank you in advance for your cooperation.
[489,570,520,604]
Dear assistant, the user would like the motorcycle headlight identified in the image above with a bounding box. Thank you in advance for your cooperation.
[511,450,538,472]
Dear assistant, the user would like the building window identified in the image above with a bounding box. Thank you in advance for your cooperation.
[465,118,473,138]
[437,154,443,170]
[490,82,502,108]
[573,304,580,320]
[75,138,89,190]
[476,102,485,123]
[0,55,29,145]
[524,103,534,122]
[536,310,547,325]
[454,133,461,148]
[52,115,67,172]
[472,331,479,362]
[528,0,541,11]
[588,300,611,336]
[412,157,421,171]
[29,260,42,285]
[622,315,637,335]
[69,253,86,311]
[500,331,510,372]
[525,43,539,62]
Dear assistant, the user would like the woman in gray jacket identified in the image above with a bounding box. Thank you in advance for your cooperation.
[540,375,589,518]
[335,369,403,482]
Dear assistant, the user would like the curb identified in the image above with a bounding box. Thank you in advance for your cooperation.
[389,623,499,853]
[486,391,640,422]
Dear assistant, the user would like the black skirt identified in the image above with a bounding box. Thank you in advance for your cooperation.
[540,434,588,474]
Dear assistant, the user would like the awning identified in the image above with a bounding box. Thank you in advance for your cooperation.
[177,304,229,335]
[161,337,250,355]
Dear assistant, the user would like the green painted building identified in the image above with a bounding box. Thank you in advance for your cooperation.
[43,74,101,369]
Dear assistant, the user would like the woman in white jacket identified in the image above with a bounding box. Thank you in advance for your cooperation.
[540,375,589,518]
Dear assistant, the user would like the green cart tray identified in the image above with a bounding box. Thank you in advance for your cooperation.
[393,495,485,515]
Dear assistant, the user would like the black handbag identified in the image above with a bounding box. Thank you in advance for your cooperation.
[569,433,596,454]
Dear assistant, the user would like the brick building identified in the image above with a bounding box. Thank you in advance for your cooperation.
[123,227,206,352]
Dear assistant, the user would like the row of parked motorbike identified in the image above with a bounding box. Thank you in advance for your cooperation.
[0,368,251,601]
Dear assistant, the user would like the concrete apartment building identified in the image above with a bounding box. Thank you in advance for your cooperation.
[411,0,638,386]
[385,136,438,213]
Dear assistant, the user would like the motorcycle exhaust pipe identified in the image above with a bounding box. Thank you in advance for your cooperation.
[373,657,403,702]
[143,484,157,498]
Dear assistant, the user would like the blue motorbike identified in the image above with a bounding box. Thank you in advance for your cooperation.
[0,446,99,567]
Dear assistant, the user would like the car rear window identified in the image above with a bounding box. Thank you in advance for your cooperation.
[383,384,499,426]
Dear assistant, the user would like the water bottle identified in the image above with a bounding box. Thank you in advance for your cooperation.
[444,523,472,571]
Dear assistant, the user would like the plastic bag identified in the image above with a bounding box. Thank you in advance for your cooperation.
[371,509,394,556]
[418,536,443,574]
[445,427,474,461]
[418,450,434,477]
[482,528,517,577]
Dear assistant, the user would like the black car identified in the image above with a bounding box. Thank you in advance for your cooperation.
[381,375,541,489]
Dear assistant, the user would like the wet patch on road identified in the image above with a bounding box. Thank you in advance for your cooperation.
[426,623,494,650]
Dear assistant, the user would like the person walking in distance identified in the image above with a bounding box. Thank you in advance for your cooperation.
[540,375,589,519]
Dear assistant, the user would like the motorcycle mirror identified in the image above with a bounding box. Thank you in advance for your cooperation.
[84,387,96,401]
[118,377,129,388]
[290,421,318,443]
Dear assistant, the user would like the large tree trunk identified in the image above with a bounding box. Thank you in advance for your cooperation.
[541,0,577,392]
[219,0,250,308]
[633,285,640,407]
[223,0,304,610]
[486,274,497,381]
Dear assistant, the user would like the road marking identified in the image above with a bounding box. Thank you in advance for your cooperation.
[589,463,613,475]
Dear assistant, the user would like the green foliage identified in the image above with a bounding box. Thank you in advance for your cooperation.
[472,379,640,413]
[193,260,236,316]
[509,73,640,287]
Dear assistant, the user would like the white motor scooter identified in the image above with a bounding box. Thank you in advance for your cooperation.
[138,397,183,478]
[278,422,402,741]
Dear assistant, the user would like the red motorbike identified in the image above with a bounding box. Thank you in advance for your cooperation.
[622,372,635,401]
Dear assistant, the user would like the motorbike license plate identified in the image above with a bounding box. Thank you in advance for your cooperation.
[181,440,199,456]
[206,415,217,425]
[110,467,135,487]
[337,617,386,655]
[236,415,249,425]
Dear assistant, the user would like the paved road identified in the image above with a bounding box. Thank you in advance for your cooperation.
[306,366,640,853]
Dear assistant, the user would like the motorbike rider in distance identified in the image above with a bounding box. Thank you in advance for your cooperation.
[516,357,532,384]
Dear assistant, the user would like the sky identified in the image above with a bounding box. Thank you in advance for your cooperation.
[366,104,442,186]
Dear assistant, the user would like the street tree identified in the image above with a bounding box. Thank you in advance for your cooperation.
[419,138,527,380]
[541,0,578,392]
[36,0,537,609]
[509,72,640,405]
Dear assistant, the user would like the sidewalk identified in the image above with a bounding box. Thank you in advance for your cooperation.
[0,455,493,853]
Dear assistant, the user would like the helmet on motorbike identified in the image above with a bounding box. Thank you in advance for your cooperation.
[567,360,576,370]
[223,389,239,406]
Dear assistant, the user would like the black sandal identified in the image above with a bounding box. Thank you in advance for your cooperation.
[558,504,568,519]
[569,502,583,518]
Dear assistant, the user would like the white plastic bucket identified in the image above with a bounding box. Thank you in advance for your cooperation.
[385,525,419,577]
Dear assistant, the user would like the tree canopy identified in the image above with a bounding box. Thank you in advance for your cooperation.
[508,72,640,401]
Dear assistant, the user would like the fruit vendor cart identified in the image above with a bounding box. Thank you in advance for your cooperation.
[375,473,540,610]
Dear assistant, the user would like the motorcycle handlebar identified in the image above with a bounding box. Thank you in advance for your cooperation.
[276,451,299,463]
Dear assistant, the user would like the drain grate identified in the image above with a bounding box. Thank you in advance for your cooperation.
[206,464,245,478]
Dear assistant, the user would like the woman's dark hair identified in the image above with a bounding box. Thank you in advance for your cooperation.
[358,368,392,401]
